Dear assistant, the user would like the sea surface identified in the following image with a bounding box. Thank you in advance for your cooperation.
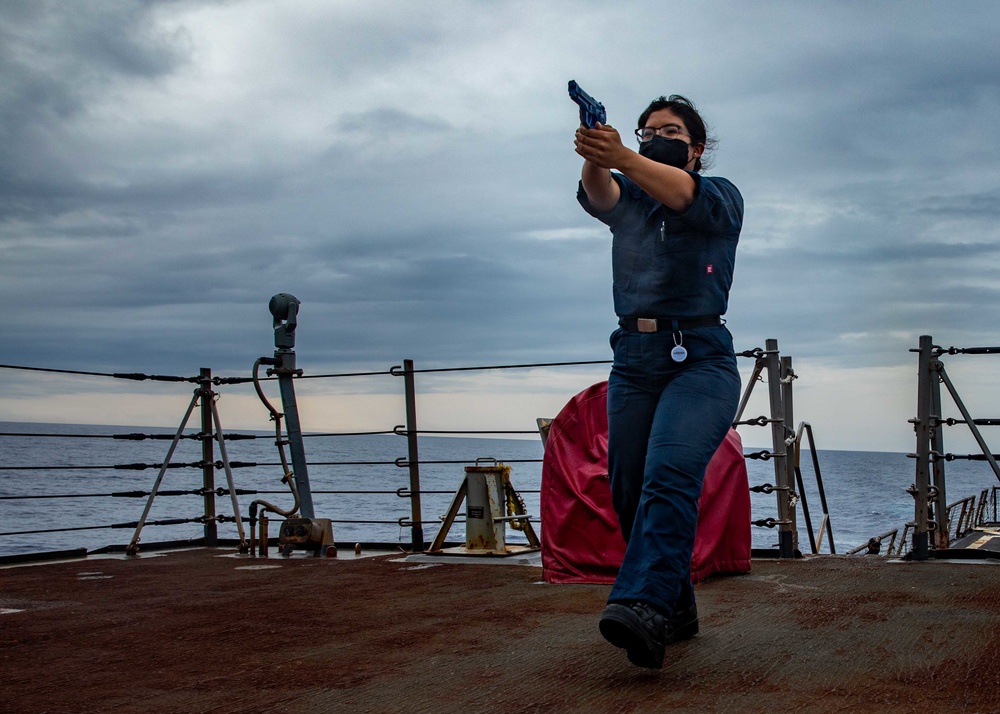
[2,420,999,558]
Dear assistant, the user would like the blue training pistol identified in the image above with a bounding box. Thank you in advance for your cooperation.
[568,80,606,128]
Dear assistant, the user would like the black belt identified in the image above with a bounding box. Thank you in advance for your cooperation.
[619,316,722,333]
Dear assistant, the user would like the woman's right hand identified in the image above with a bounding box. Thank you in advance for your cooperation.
[575,123,629,170]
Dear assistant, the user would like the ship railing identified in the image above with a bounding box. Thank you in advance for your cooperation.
[949,486,1000,539]
[907,336,1000,559]
[881,488,1000,558]
[845,529,902,557]
[1,336,831,561]
[0,361,560,559]
[948,494,979,541]
[859,488,1000,558]
[974,485,1000,525]
[734,341,835,556]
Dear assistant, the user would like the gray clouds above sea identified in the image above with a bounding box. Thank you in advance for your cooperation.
[3,0,1000,379]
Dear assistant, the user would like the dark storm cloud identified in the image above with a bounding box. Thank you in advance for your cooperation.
[0,1,192,202]
[3,0,1000,399]
[0,0,187,110]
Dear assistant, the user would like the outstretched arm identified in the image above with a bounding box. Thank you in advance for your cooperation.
[575,124,698,213]
[578,143,620,213]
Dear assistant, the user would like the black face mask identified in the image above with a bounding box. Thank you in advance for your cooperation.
[638,136,690,169]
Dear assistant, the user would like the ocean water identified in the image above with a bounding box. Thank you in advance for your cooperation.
[2,420,999,558]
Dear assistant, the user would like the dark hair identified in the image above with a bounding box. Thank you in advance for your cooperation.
[637,94,716,172]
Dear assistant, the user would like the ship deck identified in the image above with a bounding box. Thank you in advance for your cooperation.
[3,547,1000,713]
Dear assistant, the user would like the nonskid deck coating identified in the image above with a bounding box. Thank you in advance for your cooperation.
[2,549,1000,713]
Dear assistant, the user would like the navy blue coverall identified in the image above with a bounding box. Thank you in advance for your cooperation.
[578,170,743,618]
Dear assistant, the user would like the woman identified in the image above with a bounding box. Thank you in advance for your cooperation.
[575,95,743,669]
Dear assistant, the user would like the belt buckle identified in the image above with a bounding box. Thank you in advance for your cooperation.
[637,318,658,333]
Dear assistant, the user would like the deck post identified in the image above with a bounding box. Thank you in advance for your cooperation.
[402,359,425,552]
[765,339,795,558]
[780,355,801,552]
[199,367,218,546]
[911,335,933,560]
[929,358,949,548]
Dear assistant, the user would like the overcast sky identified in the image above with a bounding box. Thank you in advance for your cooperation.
[3,0,1000,451]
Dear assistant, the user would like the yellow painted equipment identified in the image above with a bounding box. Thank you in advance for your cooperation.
[428,461,539,556]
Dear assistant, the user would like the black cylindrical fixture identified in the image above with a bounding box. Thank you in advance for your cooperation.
[403,359,425,552]
[199,368,218,546]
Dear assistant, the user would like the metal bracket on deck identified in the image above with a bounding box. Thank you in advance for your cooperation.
[427,460,540,557]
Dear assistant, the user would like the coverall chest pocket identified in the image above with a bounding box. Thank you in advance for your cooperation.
[653,216,691,255]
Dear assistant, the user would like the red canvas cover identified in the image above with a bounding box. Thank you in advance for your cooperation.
[540,381,751,584]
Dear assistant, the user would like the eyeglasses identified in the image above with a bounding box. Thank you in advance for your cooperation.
[635,124,689,143]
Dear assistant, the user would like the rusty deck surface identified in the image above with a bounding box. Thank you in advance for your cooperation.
[2,549,1000,713]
